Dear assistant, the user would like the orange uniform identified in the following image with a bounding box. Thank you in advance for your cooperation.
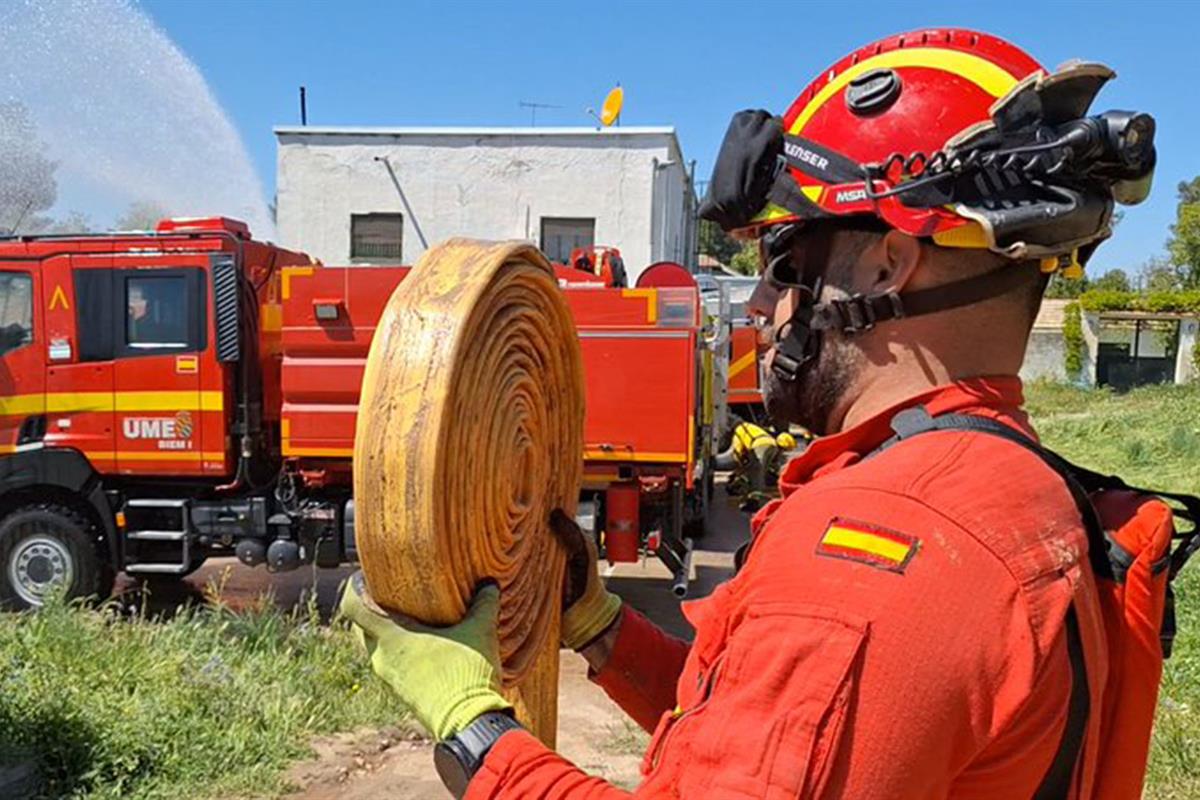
[468,377,1105,798]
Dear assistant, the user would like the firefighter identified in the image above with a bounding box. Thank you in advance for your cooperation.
[126,283,171,343]
[340,30,1157,798]
[715,421,801,510]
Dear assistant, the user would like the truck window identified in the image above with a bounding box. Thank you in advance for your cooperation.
[0,271,33,355]
[126,276,188,348]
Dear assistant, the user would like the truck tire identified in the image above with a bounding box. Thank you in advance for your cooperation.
[0,504,114,610]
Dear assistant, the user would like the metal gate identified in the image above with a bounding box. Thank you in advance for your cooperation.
[1095,316,1180,391]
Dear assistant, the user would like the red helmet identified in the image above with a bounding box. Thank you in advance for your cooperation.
[700,29,1156,275]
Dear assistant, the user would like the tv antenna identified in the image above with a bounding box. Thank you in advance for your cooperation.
[518,100,562,126]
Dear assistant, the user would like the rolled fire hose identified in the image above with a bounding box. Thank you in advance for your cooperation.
[354,239,585,746]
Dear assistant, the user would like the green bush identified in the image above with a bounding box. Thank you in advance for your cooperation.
[1078,290,1200,314]
[1063,301,1084,378]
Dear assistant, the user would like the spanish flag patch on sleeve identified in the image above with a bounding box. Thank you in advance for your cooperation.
[816,518,920,574]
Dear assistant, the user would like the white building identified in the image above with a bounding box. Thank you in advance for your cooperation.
[274,126,697,283]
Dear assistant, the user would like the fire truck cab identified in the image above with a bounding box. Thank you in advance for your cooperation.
[0,218,313,607]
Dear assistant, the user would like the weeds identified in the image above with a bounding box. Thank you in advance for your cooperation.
[0,587,407,800]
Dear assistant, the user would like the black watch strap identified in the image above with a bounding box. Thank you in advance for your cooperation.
[433,711,523,798]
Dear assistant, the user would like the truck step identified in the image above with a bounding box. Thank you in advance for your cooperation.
[125,530,187,542]
[124,563,189,575]
[125,498,189,508]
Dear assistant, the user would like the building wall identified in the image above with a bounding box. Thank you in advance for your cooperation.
[1177,318,1198,384]
[1021,298,1071,383]
[275,128,694,283]
[1020,329,1068,383]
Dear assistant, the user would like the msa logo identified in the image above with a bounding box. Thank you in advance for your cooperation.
[783,141,829,172]
[122,411,194,450]
[835,189,867,204]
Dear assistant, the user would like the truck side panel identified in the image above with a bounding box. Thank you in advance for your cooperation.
[281,272,701,483]
[280,266,410,459]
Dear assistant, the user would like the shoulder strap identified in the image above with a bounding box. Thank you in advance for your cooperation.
[1034,606,1090,800]
[880,406,1200,580]
[879,407,1116,580]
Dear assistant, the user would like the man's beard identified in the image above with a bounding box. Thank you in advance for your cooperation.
[763,330,857,436]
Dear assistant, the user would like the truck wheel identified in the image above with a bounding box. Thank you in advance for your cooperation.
[0,504,114,610]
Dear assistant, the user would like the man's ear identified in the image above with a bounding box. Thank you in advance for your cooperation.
[868,230,922,294]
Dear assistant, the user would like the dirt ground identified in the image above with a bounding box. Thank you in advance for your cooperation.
[129,484,748,799]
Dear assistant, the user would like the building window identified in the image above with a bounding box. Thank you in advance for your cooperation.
[0,271,33,354]
[351,213,404,262]
[126,276,189,348]
[540,217,595,264]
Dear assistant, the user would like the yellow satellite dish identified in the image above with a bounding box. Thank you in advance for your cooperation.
[600,86,623,127]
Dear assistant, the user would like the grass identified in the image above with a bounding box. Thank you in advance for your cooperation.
[1024,380,1200,799]
[0,574,407,800]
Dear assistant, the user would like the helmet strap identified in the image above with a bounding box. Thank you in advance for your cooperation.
[769,259,1039,383]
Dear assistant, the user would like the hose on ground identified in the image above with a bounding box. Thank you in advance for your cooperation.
[354,238,585,746]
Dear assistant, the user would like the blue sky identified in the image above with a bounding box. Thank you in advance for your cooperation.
[141,0,1197,275]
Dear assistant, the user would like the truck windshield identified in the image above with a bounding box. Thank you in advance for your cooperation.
[0,271,33,354]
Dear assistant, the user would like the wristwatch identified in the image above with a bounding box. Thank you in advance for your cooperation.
[433,710,524,798]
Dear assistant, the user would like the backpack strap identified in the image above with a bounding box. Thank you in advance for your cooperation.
[883,407,1200,599]
[1034,606,1090,800]
[880,406,1115,580]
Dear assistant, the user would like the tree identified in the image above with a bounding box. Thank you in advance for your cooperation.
[698,219,741,267]
[1140,256,1184,293]
[0,101,58,234]
[1044,274,1086,299]
[114,200,169,231]
[42,212,94,234]
[728,241,760,276]
[1089,268,1132,293]
[1166,177,1200,290]
[1177,176,1200,206]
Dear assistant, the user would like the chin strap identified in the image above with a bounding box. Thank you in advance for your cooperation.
[770,263,1039,382]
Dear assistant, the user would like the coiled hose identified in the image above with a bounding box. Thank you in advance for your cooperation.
[354,239,585,745]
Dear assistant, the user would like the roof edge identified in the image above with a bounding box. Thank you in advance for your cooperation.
[273,125,677,137]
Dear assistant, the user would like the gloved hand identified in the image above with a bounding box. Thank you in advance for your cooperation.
[550,509,622,651]
[338,572,512,741]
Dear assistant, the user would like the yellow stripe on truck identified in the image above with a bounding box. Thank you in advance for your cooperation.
[728,349,758,380]
[0,395,46,416]
[2,391,224,416]
[80,450,226,462]
[584,448,687,463]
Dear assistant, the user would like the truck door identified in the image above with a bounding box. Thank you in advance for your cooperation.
[0,268,43,454]
[41,258,115,469]
[112,267,206,475]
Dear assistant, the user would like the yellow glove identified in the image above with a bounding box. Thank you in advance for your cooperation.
[550,509,622,651]
[338,572,512,740]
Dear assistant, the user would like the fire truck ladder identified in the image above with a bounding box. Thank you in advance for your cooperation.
[122,498,193,575]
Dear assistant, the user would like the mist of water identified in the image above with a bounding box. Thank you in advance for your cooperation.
[0,0,274,238]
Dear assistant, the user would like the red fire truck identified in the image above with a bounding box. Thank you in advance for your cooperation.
[0,218,711,608]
